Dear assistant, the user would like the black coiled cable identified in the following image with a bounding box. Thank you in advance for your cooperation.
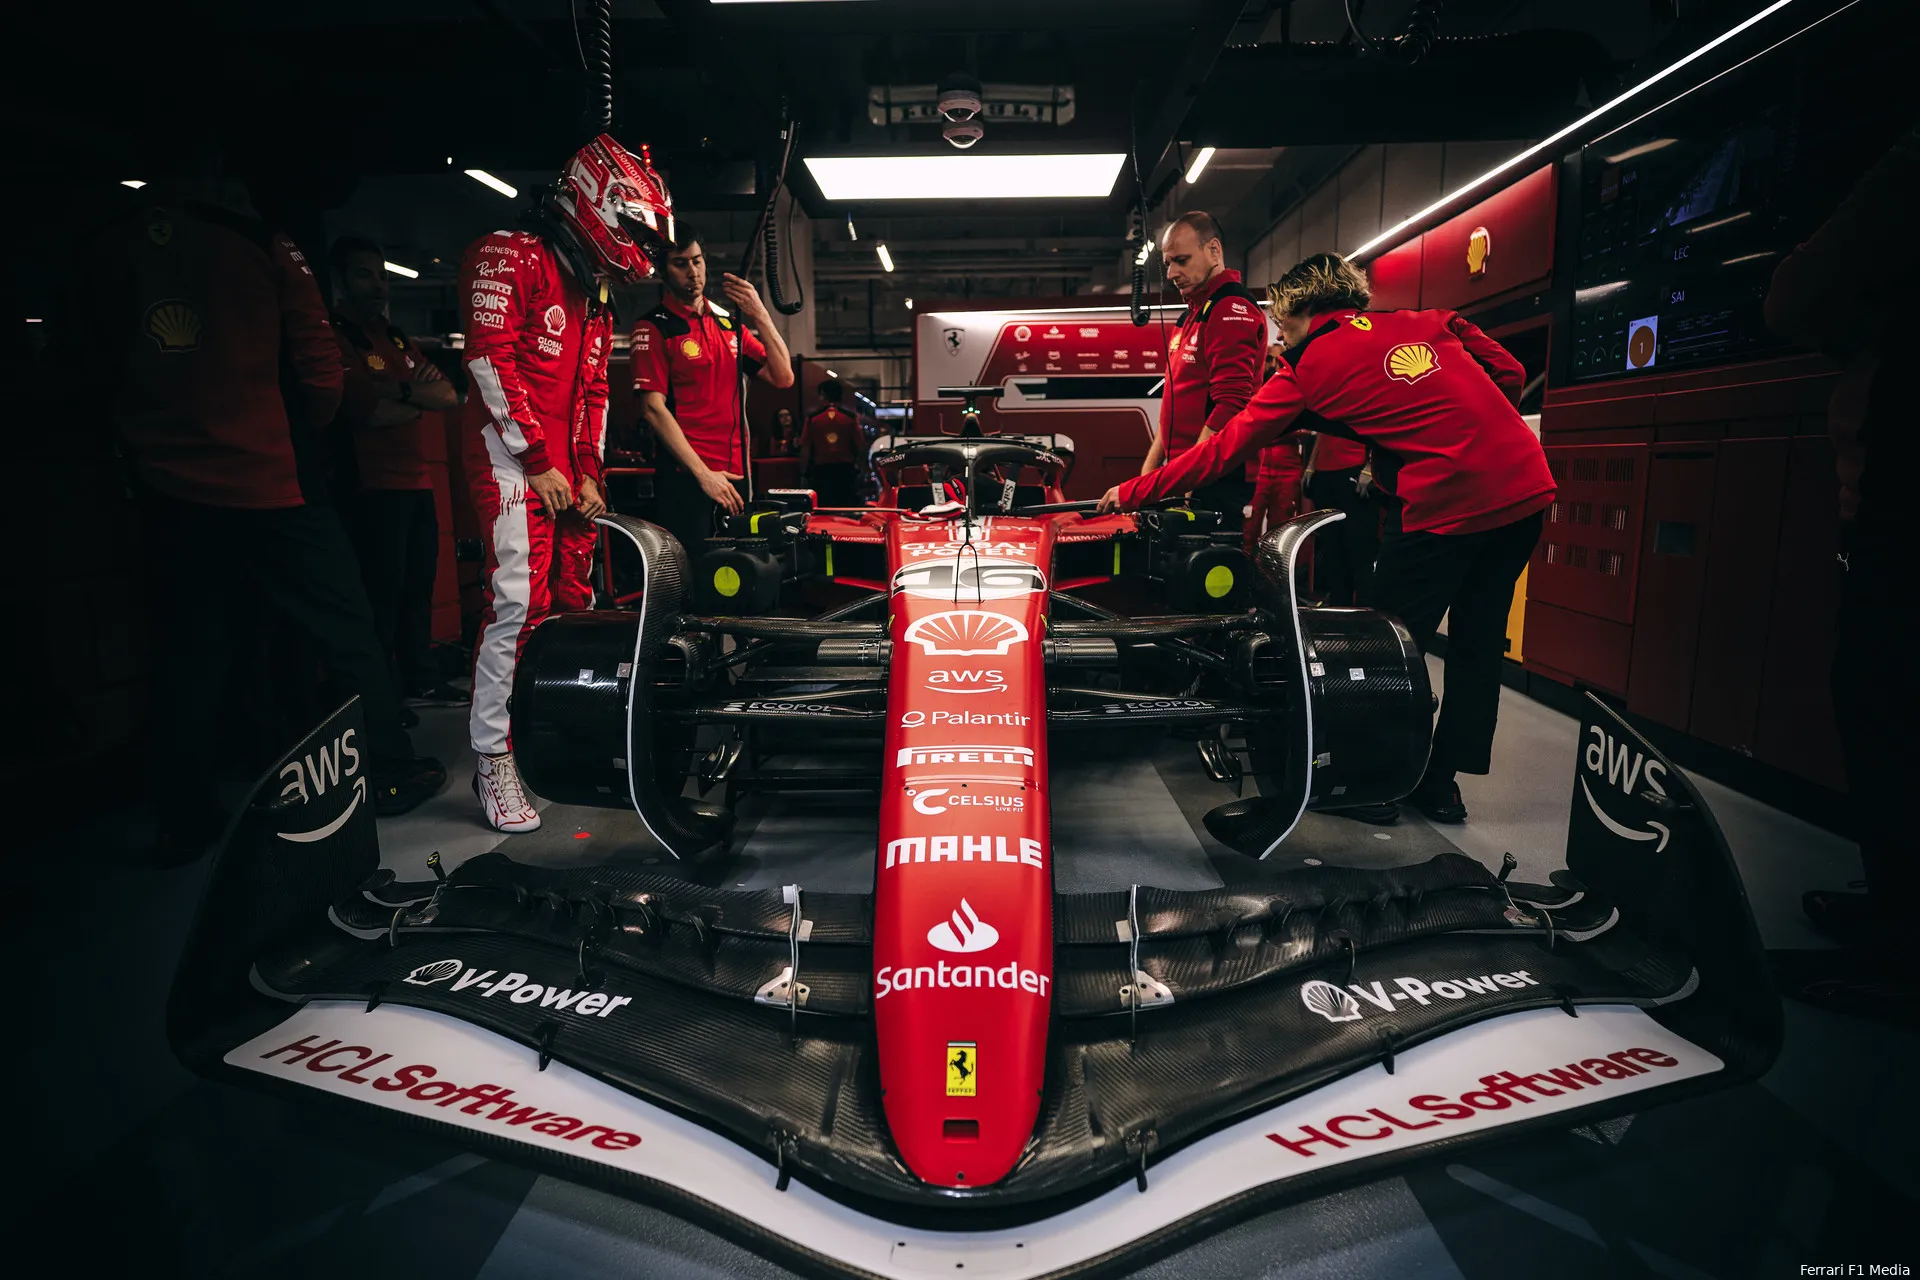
[591,0,613,130]
[755,120,806,317]
[1397,0,1444,65]
[1129,204,1150,327]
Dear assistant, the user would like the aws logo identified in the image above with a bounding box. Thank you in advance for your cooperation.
[275,729,366,843]
[1579,724,1671,851]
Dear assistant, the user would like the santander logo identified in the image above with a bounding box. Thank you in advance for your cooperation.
[928,899,999,954]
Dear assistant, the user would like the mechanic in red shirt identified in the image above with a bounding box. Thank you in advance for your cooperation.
[1243,341,1306,557]
[81,178,444,863]
[330,234,460,704]
[1143,211,1266,528]
[799,377,861,508]
[1302,429,1380,606]
[1101,253,1554,825]
[461,134,673,833]
[632,225,796,554]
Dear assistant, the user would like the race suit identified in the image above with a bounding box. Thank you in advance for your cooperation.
[460,229,614,756]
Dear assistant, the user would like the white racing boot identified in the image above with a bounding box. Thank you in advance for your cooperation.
[474,751,541,833]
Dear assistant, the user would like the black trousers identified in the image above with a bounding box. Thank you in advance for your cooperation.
[1305,467,1380,607]
[350,488,439,695]
[1830,536,1918,910]
[651,464,727,559]
[1370,510,1542,777]
[1190,474,1254,532]
[138,491,415,825]
[807,462,859,510]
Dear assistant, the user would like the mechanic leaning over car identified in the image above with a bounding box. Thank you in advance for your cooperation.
[461,134,672,834]
[631,226,796,556]
[1143,211,1267,530]
[1101,252,1554,826]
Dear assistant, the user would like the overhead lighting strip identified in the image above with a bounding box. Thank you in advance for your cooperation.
[465,169,519,199]
[1344,0,1807,260]
[806,153,1126,201]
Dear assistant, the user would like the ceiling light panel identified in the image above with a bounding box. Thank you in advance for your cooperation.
[805,154,1126,201]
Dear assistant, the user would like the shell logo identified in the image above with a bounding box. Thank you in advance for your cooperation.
[1300,979,1363,1023]
[1466,225,1492,278]
[681,337,703,360]
[366,353,387,371]
[1384,342,1440,385]
[901,609,1030,656]
[543,303,567,335]
[144,300,202,353]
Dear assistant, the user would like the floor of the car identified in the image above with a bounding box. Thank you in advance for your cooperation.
[7,658,1913,1275]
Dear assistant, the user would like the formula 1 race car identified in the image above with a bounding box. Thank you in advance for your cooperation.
[169,392,1781,1279]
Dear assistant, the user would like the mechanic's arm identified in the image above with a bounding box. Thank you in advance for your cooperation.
[276,234,344,430]
[1446,313,1525,407]
[1199,292,1263,439]
[463,235,570,512]
[721,273,796,389]
[640,390,745,516]
[1099,368,1307,512]
[377,357,458,412]
[1140,422,1167,476]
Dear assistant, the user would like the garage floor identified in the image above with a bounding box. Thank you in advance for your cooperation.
[7,659,1913,1278]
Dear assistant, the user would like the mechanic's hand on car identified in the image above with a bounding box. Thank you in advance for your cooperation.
[527,467,574,515]
[576,476,607,521]
[720,273,771,326]
[1096,485,1128,514]
[698,467,747,515]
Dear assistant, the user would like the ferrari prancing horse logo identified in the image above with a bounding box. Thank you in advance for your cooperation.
[946,1041,978,1096]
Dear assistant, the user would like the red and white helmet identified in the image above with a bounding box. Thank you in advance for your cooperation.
[550,133,674,284]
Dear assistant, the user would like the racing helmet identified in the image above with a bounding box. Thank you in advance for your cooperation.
[550,133,675,284]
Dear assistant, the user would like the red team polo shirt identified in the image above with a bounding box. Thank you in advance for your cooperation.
[333,313,448,490]
[631,295,767,473]
[1121,308,1554,535]
[804,404,858,465]
[1160,269,1266,479]
[1312,432,1369,471]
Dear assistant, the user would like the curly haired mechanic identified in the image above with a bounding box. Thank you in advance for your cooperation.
[1102,253,1554,825]
[460,134,673,833]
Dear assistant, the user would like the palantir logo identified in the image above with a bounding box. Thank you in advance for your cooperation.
[928,899,999,954]
[403,959,462,986]
[1300,979,1363,1023]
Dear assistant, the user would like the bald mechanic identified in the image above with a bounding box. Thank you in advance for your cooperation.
[1101,253,1554,825]
[1144,211,1266,527]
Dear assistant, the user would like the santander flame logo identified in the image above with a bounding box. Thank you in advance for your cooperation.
[927,899,1000,954]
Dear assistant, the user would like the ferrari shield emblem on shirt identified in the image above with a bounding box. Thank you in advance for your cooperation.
[946,1042,978,1096]
[1384,342,1440,384]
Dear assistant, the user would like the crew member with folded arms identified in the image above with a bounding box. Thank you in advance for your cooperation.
[1101,253,1552,825]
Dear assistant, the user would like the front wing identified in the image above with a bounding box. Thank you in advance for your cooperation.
[168,695,1778,1278]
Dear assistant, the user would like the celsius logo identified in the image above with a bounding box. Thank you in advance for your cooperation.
[927,668,1007,695]
[1580,724,1672,851]
[1300,980,1362,1023]
[902,610,1030,656]
[909,786,1024,815]
[928,898,999,953]
[403,959,461,986]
